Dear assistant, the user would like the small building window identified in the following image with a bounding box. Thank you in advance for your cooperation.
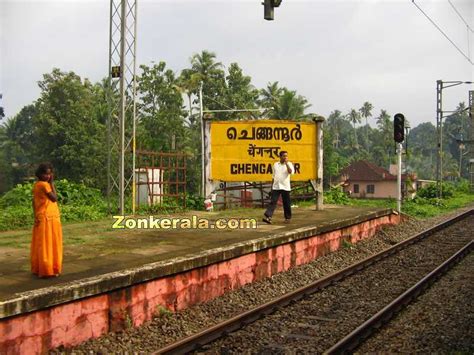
[353,184,359,193]
[367,184,375,194]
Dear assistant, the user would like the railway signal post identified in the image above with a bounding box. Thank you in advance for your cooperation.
[394,113,405,213]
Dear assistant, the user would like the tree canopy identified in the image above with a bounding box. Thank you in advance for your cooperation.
[0,50,467,195]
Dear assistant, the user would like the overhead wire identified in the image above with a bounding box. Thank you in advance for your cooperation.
[202,93,262,119]
[411,0,473,65]
[448,0,474,32]
[447,0,473,61]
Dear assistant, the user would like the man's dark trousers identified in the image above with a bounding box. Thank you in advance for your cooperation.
[264,189,291,220]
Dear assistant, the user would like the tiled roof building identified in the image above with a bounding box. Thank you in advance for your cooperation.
[337,160,416,199]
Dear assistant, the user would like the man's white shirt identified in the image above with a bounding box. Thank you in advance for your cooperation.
[272,161,294,191]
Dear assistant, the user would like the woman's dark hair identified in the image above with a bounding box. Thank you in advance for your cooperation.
[35,162,53,179]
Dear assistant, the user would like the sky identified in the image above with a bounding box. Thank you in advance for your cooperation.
[0,0,473,128]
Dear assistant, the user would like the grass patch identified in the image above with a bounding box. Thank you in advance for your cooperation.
[299,184,474,219]
[0,218,114,249]
[348,198,397,209]
[0,238,30,249]
[342,239,354,249]
[156,305,172,318]
[402,192,474,218]
[0,207,266,249]
[347,192,474,219]
[1,189,472,252]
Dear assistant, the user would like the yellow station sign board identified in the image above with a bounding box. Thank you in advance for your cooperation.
[210,120,318,182]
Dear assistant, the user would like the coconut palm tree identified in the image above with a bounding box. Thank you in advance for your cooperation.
[177,69,202,125]
[190,50,223,80]
[376,109,391,131]
[259,81,282,115]
[276,88,311,120]
[327,109,344,148]
[189,50,226,111]
[359,101,373,149]
[259,83,310,120]
[347,109,361,147]
[375,109,393,157]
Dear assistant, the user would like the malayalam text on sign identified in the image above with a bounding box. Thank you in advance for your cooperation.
[210,120,318,182]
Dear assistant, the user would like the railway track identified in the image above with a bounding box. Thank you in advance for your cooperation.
[156,209,474,354]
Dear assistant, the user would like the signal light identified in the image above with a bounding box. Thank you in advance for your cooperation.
[264,0,282,21]
[394,113,405,143]
[111,66,121,78]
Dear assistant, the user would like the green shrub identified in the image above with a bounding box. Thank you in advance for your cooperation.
[324,187,350,205]
[402,200,439,218]
[0,183,33,208]
[185,195,205,210]
[411,196,446,207]
[0,179,108,231]
[59,205,107,222]
[0,179,107,209]
[0,206,34,230]
[134,194,205,215]
[55,179,107,210]
[417,182,454,199]
[454,179,471,194]
[135,199,184,215]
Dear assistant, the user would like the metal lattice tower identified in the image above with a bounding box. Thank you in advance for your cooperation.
[107,0,138,215]
[435,80,474,197]
[436,80,443,197]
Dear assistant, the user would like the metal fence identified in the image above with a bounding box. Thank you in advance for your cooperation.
[212,181,316,209]
[135,150,187,209]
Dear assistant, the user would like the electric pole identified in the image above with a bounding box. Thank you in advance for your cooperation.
[469,90,474,191]
[436,80,474,198]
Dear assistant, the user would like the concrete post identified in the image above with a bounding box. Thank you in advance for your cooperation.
[199,82,205,197]
[203,116,214,199]
[312,116,325,211]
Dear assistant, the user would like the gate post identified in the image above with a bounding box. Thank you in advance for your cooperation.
[203,115,214,199]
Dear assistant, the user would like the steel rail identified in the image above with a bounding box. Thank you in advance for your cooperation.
[325,239,473,354]
[155,209,473,355]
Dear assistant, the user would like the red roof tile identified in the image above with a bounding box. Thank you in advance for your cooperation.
[339,160,397,181]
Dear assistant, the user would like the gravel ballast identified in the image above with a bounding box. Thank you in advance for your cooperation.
[64,206,473,353]
[356,251,474,354]
[200,215,473,353]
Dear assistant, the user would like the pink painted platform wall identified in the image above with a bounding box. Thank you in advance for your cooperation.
[0,214,400,354]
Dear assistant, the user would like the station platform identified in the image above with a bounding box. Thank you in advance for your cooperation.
[0,205,399,353]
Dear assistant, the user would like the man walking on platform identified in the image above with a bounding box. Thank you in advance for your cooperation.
[262,151,294,224]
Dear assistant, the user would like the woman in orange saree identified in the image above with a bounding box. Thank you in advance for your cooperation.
[31,163,63,278]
